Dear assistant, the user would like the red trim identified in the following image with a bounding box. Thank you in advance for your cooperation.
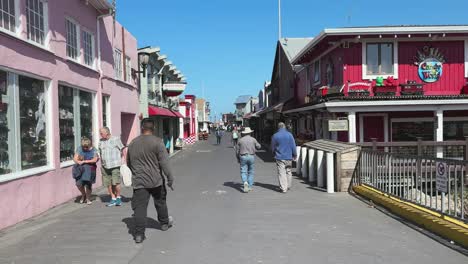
[185,95,195,99]
[171,111,184,118]
[148,106,176,117]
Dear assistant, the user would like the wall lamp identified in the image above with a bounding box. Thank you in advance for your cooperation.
[132,52,151,77]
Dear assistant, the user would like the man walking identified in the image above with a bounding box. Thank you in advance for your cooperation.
[271,122,297,193]
[127,119,174,243]
[99,127,125,206]
[236,127,261,193]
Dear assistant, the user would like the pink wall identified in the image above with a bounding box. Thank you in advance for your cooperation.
[0,0,139,230]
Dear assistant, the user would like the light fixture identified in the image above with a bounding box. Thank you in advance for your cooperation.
[132,52,151,77]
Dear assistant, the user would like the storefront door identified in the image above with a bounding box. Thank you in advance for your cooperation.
[360,114,388,142]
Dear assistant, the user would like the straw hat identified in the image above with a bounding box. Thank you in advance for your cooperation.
[241,127,254,134]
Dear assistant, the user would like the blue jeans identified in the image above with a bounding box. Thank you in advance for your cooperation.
[240,155,255,187]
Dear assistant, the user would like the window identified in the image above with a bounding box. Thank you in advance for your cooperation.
[58,86,75,162]
[0,0,16,32]
[102,95,110,128]
[114,49,122,80]
[58,85,94,163]
[313,60,320,84]
[0,70,10,175]
[0,70,51,179]
[83,30,94,67]
[366,43,394,75]
[66,19,79,60]
[26,0,47,45]
[125,56,131,82]
[444,121,468,141]
[392,121,434,142]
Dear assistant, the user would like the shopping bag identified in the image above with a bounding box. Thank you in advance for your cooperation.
[120,164,132,187]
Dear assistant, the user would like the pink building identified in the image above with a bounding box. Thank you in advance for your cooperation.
[179,95,198,145]
[0,0,139,230]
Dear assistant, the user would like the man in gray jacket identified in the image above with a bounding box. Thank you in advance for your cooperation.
[127,119,174,243]
[236,127,261,193]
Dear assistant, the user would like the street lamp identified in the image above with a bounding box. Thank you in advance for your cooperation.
[132,52,151,77]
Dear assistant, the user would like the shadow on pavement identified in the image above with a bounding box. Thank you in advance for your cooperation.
[122,217,162,236]
[254,182,281,192]
[224,181,283,193]
[223,181,243,193]
[98,194,132,203]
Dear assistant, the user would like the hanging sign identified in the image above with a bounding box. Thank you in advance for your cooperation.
[414,46,445,83]
[328,120,349,131]
[436,161,448,193]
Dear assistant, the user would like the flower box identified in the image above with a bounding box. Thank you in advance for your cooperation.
[374,85,398,96]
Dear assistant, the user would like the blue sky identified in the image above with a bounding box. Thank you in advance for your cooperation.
[116,0,468,120]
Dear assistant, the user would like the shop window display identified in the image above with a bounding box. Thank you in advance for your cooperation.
[80,90,93,140]
[0,71,10,175]
[58,86,94,163]
[19,76,47,170]
[59,85,75,162]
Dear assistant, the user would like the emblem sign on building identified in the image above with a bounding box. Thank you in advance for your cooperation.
[415,46,445,83]
[328,120,349,131]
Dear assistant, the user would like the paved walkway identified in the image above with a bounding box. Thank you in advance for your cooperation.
[0,135,466,264]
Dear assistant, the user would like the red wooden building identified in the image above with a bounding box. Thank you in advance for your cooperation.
[283,25,468,158]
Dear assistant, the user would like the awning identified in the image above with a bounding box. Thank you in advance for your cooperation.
[148,106,176,117]
[171,110,184,118]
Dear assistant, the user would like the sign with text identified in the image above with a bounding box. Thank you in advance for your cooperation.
[328,120,349,131]
[436,162,448,193]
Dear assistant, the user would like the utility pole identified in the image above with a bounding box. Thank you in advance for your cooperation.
[278,0,282,40]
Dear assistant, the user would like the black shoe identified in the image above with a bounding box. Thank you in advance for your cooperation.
[134,234,146,243]
[161,216,174,231]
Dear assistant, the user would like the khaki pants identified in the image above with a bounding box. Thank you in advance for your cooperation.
[276,160,292,192]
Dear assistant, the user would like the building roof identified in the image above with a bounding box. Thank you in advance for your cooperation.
[292,25,468,64]
[234,95,252,104]
[279,38,313,62]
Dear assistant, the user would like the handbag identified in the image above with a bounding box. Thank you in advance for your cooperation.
[120,164,132,187]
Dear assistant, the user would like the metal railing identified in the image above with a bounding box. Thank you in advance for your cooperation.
[352,150,468,222]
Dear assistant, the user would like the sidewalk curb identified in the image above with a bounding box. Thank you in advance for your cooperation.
[353,185,468,249]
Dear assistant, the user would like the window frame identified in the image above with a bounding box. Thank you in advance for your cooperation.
[65,17,80,62]
[82,28,95,68]
[25,0,49,47]
[0,67,54,183]
[125,56,131,83]
[58,84,97,168]
[102,95,111,128]
[312,59,321,85]
[0,0,19,33]
[114,49,123,80]
[362,41,398,80]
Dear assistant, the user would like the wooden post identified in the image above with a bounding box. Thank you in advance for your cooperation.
[371,138,377,151]
[417,137,423,156]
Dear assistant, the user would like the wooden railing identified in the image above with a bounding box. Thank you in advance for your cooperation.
[356,137,468,160]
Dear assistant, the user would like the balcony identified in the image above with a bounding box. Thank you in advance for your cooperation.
[317,78,468,101]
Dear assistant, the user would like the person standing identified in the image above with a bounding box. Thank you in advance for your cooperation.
[163,132,171,153]
[236,127,261,193]
[215,128,223,145]
[271,122,297,193]
[232,127,239,147]
[127,119,174,243]
[99,127,125,207]
[73,137,98,205]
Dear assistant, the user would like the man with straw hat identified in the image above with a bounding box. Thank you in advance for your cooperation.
[236,127,261,193]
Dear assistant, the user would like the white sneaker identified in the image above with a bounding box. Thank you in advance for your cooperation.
[243,182,249,193]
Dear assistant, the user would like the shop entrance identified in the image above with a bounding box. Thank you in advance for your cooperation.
[359,114,388,142]
[121,113,135,145]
